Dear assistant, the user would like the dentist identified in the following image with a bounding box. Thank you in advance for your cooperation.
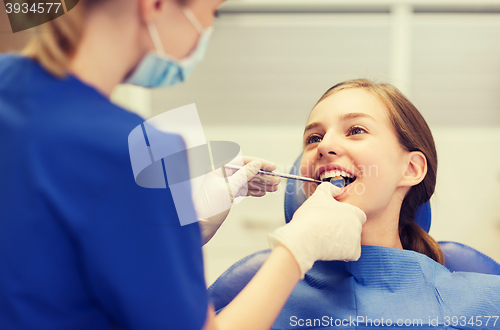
[0,0,366,329]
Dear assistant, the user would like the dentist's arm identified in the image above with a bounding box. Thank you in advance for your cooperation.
[203,182,367,330]
[203,244,300,330]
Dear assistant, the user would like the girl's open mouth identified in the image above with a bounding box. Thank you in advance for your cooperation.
[319,170,357,187]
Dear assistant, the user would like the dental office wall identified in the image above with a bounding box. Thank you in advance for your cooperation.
[132,1,500,285]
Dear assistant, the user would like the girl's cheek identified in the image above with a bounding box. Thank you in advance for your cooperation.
[299,162,310,177]
[300,159,316,198]
[300,157,316,178]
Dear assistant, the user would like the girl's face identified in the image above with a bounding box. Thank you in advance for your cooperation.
[300,88,411,219]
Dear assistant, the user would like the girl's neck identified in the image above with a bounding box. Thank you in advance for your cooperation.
[360,197,403,249]
[361,219,403,249]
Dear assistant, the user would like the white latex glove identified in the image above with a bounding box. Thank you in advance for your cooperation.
[268,182,367,278]
[196,157,279,245]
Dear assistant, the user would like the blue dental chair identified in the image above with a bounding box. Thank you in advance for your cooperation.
[208,156,500,313]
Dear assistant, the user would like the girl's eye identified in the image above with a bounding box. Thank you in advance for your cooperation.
[306,135,322,144]
[348,126,367,136]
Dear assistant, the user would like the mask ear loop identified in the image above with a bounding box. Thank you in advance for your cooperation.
[182,7,204,34]
[147,23,167,55]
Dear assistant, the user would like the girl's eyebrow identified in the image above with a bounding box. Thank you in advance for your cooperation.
[303,122,321,136]
[303,112,376,136]
[340,112,377,122]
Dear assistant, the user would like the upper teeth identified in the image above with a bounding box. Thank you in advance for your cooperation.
[319,170,355,181]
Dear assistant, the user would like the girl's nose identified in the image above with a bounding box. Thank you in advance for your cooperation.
[316,133,344,159]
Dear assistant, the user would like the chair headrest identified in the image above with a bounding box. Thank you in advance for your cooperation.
[284,155,432,232]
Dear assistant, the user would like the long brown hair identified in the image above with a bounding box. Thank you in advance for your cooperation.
[316,79,444,265]
[22,0,191,77]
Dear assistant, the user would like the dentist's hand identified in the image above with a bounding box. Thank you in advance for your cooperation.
[196,157,280,245]
[268,182,366,278]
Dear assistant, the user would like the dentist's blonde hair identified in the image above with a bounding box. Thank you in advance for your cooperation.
[316,79,444,265]
[22,0,190,77]
[22,2,84,77]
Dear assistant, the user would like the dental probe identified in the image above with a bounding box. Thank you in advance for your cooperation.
[223,164,345,188]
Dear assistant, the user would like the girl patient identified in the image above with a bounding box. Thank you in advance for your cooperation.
[300,79,442,262]
[209,79,500,329]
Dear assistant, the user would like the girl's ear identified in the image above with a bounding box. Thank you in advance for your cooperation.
[399,151,427,187]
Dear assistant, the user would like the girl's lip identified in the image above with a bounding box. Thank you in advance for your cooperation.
[334,185,348,200]
[310,181,350,200]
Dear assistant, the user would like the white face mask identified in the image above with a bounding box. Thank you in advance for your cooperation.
[125,8,213,88]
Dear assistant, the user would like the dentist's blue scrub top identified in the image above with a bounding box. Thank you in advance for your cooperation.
[0,54,208,330]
